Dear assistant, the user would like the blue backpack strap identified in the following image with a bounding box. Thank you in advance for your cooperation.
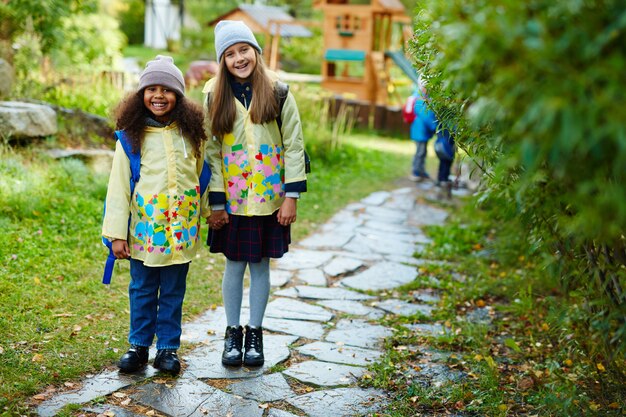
[199,160,211,195]
[101,130,141,285]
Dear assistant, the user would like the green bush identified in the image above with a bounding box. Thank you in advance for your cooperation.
[413,0,626,363]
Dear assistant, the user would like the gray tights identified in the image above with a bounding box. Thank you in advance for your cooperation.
[222,258,270,328]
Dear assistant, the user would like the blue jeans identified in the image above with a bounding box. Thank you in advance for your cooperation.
[412,141,429,177]
[438,158,453,183]
[128,259,188,350]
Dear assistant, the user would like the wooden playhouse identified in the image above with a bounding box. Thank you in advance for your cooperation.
[314,0,415,106]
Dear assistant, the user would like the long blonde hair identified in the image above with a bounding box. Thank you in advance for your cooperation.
[208,49,279,138]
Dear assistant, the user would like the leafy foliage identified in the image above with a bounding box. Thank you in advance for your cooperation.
[412,0,626,363]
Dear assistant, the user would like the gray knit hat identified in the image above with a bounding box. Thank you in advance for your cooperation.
[138,55,185,96]
[214,20,262,61]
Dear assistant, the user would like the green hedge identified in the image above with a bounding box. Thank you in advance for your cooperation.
[412,0,625,361]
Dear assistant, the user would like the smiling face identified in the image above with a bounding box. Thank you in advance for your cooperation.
[143,85,177,123]
[223,42,257,83]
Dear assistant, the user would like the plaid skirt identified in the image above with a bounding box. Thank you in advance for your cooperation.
[207,214,291,262]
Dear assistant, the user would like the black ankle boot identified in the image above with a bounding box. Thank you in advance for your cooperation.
[118,344,149,373]
[153,349,181,375]
[221,325,244,366]
[244,325,264,367]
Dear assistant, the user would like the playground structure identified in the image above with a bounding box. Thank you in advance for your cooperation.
[314,0,417,106]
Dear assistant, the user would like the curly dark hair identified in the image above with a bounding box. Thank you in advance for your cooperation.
[112,91,207,158]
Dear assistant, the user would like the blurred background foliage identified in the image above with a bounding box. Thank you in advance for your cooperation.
[412,0,625,367]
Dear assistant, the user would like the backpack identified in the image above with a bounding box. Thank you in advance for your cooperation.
[434,129,456,161]
[402,95,418,124]
[206,81,311,173]
[101,130,211,284]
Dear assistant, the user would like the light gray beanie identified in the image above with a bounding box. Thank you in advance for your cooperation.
[214,20,262,61]
[138,55,185,96]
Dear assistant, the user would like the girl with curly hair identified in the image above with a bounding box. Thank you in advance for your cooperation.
[102,55,209,375]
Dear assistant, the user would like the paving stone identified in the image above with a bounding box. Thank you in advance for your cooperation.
[288,285,374,301]
[340,262,417,291]
[360,190,391,206]
[412,289,442,304]
[343,202,367,212]
[410,204,449,226]
[383,190,417,211]
[356,231,418,257]
[404,323,452,337]
[355,225,422,244]
[299,231,354,249]
[321,210,364,233]
[181,306,250,344]
[361,219,416,235]
[295,268,327,286]
[83,405,143,417]
[363,205,408,224]
[274,249,334,270]
[273,286,300,298]
[323,257,364,277]
[385,254,430,266]
[37,369,156,417]
[374,299,434,317]
[267,409,302,417]
[131,378,263,417]
[227,373,294,402]
[266,298,333,322]
[185,335,297,379]
[286,387,388,417]
[325,319,394,349]
[263,316,326,339]
[297,341,383,366]
[316,299,385,319]
[465,307,495,325]
[408,362,466,388]
[271,269,292,287]
[283,360,365,387]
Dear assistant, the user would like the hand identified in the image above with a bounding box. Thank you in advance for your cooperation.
[208,210,229,230]
[112,239,130,259]
[277,197,297,226]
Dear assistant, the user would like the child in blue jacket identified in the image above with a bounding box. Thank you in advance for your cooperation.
[409,84,437,181]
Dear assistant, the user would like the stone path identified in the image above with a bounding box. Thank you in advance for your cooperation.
[35,182,471,417]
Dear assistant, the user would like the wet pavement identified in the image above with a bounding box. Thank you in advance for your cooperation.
[36,182,472,417]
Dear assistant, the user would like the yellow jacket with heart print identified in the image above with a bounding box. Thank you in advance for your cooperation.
[202,74,307,216]
[102,123,210,266]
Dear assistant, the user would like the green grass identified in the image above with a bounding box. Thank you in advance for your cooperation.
[0,131,413,413]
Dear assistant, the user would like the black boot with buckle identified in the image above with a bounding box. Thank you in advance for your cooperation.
[153,349,181,375]
[118,344,149,373]
[221,325,244,366]
[243,325,264,367]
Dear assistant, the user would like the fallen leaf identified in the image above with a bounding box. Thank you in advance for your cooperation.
[32,394,47,401]
[518,377,534,391]
[112,392,127,398]
[563,359,573,367]
[596,363,606,372]
[32,354,44,362]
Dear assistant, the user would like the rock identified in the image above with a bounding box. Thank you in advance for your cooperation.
[0,101,57,138]
[0,59,14,98]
